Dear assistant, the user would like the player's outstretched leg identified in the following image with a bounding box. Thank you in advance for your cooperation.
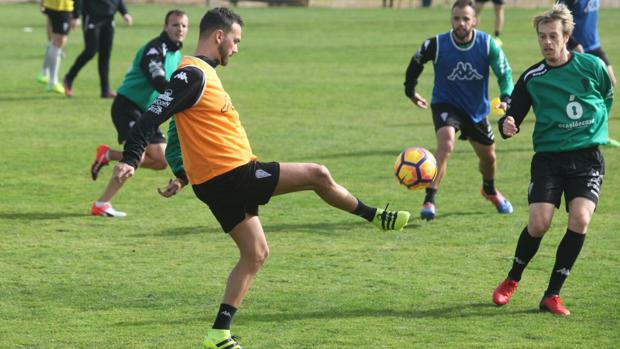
[273,163,410,230]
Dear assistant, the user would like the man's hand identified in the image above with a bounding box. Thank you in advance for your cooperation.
[113,162,135,183]
[157,178,185,198]
[409,92,428,109]
[123,14,133,26]
[501,116,518,138]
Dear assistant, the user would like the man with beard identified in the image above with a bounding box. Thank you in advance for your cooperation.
[404,0,514,220]
[112,7,411,347]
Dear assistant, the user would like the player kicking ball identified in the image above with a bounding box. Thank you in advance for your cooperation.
[112,8,411,348]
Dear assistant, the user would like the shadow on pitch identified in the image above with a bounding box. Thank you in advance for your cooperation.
[147,220,425,237]
[241,302,542,322]
[0,212,86,220]
[0,95,73,102]
[113,302,541,327]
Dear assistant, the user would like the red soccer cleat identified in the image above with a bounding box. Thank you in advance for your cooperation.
[539,295,570,316]
[91,144,111,180]
[493,278,519,306]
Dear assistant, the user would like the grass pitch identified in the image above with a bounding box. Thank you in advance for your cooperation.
[1,4,619,348]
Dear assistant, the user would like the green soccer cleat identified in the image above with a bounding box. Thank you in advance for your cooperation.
[36,73,49,85]
[45,83,65,95]
[372,204,411,231]
[204,329,243,349]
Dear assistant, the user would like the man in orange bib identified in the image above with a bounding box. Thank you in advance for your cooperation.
[112,8,411,348]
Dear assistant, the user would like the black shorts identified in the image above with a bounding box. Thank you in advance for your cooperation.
[431,103,495,145]
[192,161,280,233]
[111,94,166,144]
[44,8,72,35]
[528,147,604,211]
[586,47,611,66]
[476,0,504,4]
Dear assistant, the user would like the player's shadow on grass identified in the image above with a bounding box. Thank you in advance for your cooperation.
[240,302,541,323]
[0,212,86,220]
[0,95,72,102]
[150,221,425,237]
[113,303,541,327]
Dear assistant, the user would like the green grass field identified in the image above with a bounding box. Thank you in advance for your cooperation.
[1,3,619,348]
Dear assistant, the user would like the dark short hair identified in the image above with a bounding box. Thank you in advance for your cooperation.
[199,7,244,37]
[451,0,475,11]
[165,9,187,25]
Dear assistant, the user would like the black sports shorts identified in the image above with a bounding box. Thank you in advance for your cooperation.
[44,8,72,35]
[431,103,495,145]
[192,161,280,233]
[528,147,604,211]
[111,94,166,145]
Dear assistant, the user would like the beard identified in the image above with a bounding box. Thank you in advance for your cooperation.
[453,28,470,41]
[218,44,230,66]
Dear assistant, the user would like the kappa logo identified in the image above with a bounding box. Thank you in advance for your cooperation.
[146,47,159,56]
[514,257,525,265]
[255,169,272,179]
[555,268,571,276]
[220,311,232,318]
[447,62,483,81]
[174,71,188,83]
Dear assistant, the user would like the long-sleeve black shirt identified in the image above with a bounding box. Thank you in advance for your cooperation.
[121,56,218,169]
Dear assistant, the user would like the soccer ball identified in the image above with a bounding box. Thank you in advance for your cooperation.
[394,147,437,190]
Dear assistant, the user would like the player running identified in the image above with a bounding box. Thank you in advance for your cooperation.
[492,4,613,316]
[89,9,188,217]
[404,0,514,220]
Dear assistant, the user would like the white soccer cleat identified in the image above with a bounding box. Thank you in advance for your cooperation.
[91,202,127,217]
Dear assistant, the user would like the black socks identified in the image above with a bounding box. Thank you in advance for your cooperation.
[352,199,376,222]
[213,303,238,330]
[482,179,496,196]
[508,227,542,282]
[424,187,437,204]
[545,229,585,296]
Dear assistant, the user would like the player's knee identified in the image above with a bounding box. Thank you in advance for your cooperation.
[244,247,269,272]
[311,164,334,188]
[528,220,551,236]
[568,215,590,233]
